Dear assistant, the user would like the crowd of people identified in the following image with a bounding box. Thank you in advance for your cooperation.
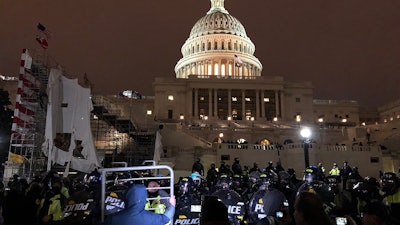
[0,158,399,225]
[188,158,399,225]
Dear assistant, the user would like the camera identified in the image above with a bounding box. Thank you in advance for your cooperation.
[335,217,347,225]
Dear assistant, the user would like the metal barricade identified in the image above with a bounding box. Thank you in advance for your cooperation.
[100,165,175,222]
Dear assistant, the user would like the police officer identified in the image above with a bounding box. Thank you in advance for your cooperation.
[250,162,262,174]
[232,157,243,175]
[218,161,232,177]
[329,163,341,182]
[341,161,353,191]
[191,158,204,176]
[353,176,382,218]
[38,176,68,224]
[265,161,276,174]
[232,174,245,195]
[145,180,171,214]
[206,163,218,188]
[316,162,326,181]
[381,172,400,222]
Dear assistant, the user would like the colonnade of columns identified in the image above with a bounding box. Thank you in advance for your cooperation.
[177,60,261,78]
[192,88,284,120]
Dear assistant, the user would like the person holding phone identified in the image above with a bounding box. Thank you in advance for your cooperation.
[255,189,292,225]
[294,192,334,225]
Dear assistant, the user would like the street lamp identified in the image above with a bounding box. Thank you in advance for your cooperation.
[300,127,312,168]
[201,115,208,127]
[179,114,184,125]
[218,132,224,143]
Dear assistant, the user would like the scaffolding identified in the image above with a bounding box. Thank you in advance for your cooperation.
[4,50,158,185]
[4,50,49,184]
[90,95,157,167]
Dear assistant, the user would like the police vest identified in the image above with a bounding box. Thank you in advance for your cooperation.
[384,190,400,204]
[329,168,340,176]
[145,195,166,214]
[47,194,65,221]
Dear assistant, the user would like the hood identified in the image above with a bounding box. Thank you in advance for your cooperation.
[124,184,147,211]
[262,189,288,216]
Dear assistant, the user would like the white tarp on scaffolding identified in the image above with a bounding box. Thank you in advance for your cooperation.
[42,68,100,173]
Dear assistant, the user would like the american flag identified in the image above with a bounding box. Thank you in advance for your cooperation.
[234,54,243,67]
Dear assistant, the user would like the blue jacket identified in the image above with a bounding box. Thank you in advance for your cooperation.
[104,184,174,225]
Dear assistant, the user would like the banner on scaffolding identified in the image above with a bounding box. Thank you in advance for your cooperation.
[42,68,100,173]
[11,49,38,135]
[8,152,24,164]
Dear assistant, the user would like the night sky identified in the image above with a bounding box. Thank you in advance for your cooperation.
[1,0,400,108]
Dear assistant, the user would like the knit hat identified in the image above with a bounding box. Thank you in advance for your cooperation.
[200,197,230,223]
[362,201,389,220]
[262,189,289,216]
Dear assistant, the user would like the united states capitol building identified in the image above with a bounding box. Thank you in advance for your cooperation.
[2,0,400,180]
[88,0,400,178]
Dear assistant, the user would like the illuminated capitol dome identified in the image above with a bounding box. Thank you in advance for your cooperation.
[154,0,319,124]
[175,0,262,78]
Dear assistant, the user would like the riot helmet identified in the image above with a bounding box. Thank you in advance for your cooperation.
[217,174,231,190]
[346,168,363,190]
[232,174,243,189]
[258,172,277,190]
[296,180,335,215]
[353,176,381,201]
[287,168,296,176]
[190,172,202,187]
[179,177,194,195]
[277,171,291,187]
[303,166,318,183]
[381,172,399,195]
[248,171,260,187]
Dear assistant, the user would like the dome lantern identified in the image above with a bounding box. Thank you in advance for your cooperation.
[208,0,228,14]
[175,0,263,79]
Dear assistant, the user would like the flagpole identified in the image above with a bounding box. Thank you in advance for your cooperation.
[47,142,52,172]
[63,160,71,177]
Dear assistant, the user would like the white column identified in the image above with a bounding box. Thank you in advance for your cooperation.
[280,90,285,119]
[205,61,208,75]
[275,90,280,118]
[208,88,212,117]
[242,89,246,119]
[194,89,198,118]
[261,90,265,118]
[214,89,218,118]
[224,61,228,76]
[219,59,222,76]
[228,89,232,117]
[230,60,233,76]
[256,90,260,119]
